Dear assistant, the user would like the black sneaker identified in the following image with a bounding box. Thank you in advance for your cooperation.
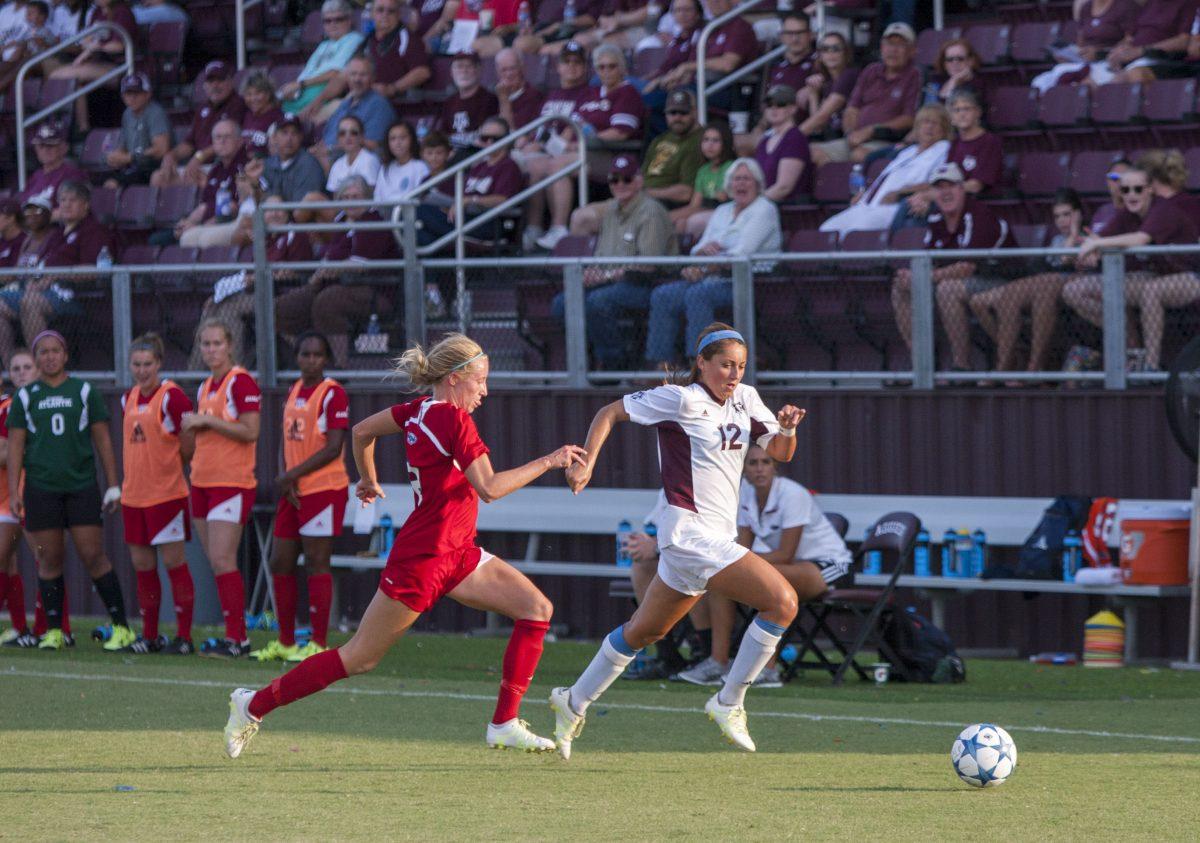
[2,630,39,648]
[200,637,251,659]
[621,658,674,681]
[62,633,76,648]
[161,636,195,655]
[123,634,168,654]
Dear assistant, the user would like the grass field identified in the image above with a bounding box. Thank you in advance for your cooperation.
[3,627,1199,841]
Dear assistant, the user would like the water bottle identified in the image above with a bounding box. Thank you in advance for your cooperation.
[922,81,941,105]
[971,528,988,577]
[941,528,958,577]
[863,527,882,575]
[616,519,633,567]
[645,521,657,540]
[848,163,865,198]
[215,185,233,220]
[954,529,973,578]
[367,313,381,335]
[95,245,113,270]
[563,0,577,27]
[1062,530,1082,582]
[517,0,531,35]
[379,513,394,558]
[913,529,930,577]
[362,1,374,36]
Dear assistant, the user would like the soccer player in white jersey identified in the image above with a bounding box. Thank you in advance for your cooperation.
[550,323,804,755]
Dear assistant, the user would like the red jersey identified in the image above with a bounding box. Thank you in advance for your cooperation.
[389,397,489,558]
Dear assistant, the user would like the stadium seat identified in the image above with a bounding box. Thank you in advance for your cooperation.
[1068,149,1124,195]
[915,26,962,68]
[988,86,1040,150]
[1017,151,1070,197]
[1141,78,1199,146]
[1091,82,1145,147]
[1037,83,1088,128]
[1186,148,1200,190]
[90,186,120,225]
[965,23,1012,65]
[1010,21,1059,64]
[154,185,198,229]
[148,21,188,89]
[114,185,158,230]
[813,161,854,206]
[1012,223,1048,248]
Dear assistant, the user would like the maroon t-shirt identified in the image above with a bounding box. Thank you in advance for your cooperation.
[14,228,61,268]
[91,3,137,51]
[947,131,1003,192]
[21,162,88,208]
[324,210,400,261]
[267,230,314,262]
[187,94,247,152]
[848,61,921,128]
[438,87,501,148]
[754,125,812,201]
[1131,0,1197,47]
[45,215,110,267]
[242,106,284,156]
[1090,203,1139,237]
[538,83,595,138]
[1077,0,1140,48]
[416,0,449,35]
[362,26,429,87]
[925,197,1016,252]
[707,16,759,66]
[508,86,546,130]
[659,28,700,76]
[0,232,26,267]
[200,150,248,222]
[1139,191,1200,271]
[768,53,817,93]
[575,82,645,139]
[464,156,525,198]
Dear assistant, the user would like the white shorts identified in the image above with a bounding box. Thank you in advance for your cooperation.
[657,530,748,596]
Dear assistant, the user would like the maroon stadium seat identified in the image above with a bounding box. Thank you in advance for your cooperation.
[1037,83,1088,128]
[1012,223,1048,247]
[0,79,39,116]
[814,161,854,205]
[115,185,158,229]
[1010,21,1059,64]
[120,244,160,265]
[154,185,198,228]
[148,21,187,88]
[551,235,596,257]
[1068,149,1124,195]
[1142,78,1196,122]
[36,78,75,113]
[1092,83,1146,147]
[915,26,961,68]
[1016,151,1070,197]
[81,129,121,171]
[1187,148,1200,190]
[988,85,1037,131]
[634,46,667,80]
[965,24,1012,65]
[90,186,120,225]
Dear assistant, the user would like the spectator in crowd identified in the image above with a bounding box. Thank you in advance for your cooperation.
[811,23,920,166]
[738,13,816,154]
[374,120,429,203]
[646,0,758,100]
[1091,156,1134,235]
[640,89,704,209]
[319,56,396,154]
[239,71,285,157]
[550,155,678,369]
[641,0,703,96]
[416,0,460,52]
[513,0,603,56]
[520,41,597,249]
[359,0,431,104]
[190,196,314,369]
[322,115,383,192]
[458,0,525,59]
[417,116,525,246]
[671,120,735,236]
[244,115,327,203]
[47,0,87,45]
[819,103,949,236]
[0,198,26,267]
[494,47,545,137]
[152,61,246,189]
[21,122,86,213]
[276,175,400,367]
[131,0,187,25]
[570,0,669,55]
[1097,0,1197,86]
[0,0,56,90]
[1032,0,1154,91]
[102,73,171,188]
[1071,150,1200,372]
[755,84,812,203]
[418,129,454,206]
[797,31,858,140]
[49,0,137,132]
[891,162,1016,372]
[18,180,111,344]
[277,0,364,120]
[645,158,781,367]
[929,38,987,110]
[969,188,1089,376]
[174,119,248,248]
[435,51,500,155]
[0,196,55,361]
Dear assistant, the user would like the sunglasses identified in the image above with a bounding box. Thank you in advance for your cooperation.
[1120,185,1146,194]
[479,134,505,142]
[338,128,361,136]
[781,29,808,36]
[819,44,842,52]
[608,175,634,184]
[944,54,968,63]
[763,100,788,108]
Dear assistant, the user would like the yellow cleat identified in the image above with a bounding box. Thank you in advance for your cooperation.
[37,628,66,650]
[250,640,300,662]
[103,624,137,652]
[286,641,327,662]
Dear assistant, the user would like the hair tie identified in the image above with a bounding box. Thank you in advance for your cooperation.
[697,329,745,354]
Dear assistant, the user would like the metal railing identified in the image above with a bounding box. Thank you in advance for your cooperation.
[696,0,774,124]
[234,0,266,70]
[15,22,135,191]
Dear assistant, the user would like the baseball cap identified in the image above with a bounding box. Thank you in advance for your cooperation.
[930,162,965,185]
[882,22,916,43]
[32,122,65,145]
[561,40,586,60]
[0,198,20,216]
[609,155,639,179]
[120,72,151,94]
[204,60,233,81]
[762,84,797,107]
[272,113,304,133]
[22,194,52,212]
[665,89,695,112]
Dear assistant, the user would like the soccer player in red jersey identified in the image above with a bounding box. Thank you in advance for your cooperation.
[0,349,35,647]
[224,334,586,757]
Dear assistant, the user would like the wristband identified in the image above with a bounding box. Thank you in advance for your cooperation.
[103,486,122,506]
[779,427,796,438]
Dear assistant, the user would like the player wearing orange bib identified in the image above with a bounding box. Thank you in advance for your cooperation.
[0,349,35,647]
[181,319,261,659]
[120,334,197,654]
[252,333,350,663]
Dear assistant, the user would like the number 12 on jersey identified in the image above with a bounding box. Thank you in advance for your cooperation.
[717,422,743,450]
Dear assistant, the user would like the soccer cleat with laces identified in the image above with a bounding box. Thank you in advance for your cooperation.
[705,693,756,752]
[223,688,261,759]
[161,636,195,655]
[201,638,251,659]
[286,641,327,662]
[486,718,555,752]
[2,630,39,648]
[122,634,168,654]
[38,628,66,650]
[548,686,586,761]
[102,624,137,651]
[250,639,299,662]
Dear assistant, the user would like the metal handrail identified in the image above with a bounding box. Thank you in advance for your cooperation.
[234,0,266,70]
[696,0,772,124]
[15,22,135,191]
[706,43,784,99]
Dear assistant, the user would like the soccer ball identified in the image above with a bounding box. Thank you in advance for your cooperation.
[950,723,1017,787]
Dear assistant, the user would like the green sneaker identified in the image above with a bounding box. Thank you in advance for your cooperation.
[38,628,66,650]
[286,641,327,662]
[103,624,137,651]
[250,639,299,662]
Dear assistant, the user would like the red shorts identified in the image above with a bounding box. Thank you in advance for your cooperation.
[379,545,494,612]
[190,485,256,525]
[273,487,348,539]
[123,497,191,545]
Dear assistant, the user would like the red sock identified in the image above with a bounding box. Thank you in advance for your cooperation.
[167,564,194,640]
[135,570,161,640]
[273,574,297,647]
[6,573,27,633]
[307,573,332,648]
[215,571,247,642]
[248,647,347,719]
[61,590,71,636]
[0,572,7,611]
[492,618,550,725]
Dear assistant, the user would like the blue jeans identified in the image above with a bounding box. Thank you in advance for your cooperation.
[645,275,732,365]
[552,278,654,368]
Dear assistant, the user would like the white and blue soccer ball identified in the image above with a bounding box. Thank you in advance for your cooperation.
[950,723,1017,788]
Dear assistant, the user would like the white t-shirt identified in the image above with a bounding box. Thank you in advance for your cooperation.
[326,148,382,192]
[624,382,779,547]
[737,476,851,566]
[374,158,430,203]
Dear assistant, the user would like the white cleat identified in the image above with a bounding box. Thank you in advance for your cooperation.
[486,718,555,752]
[548,686,585,760]
[224,688,261,759]
[705,693,756,752]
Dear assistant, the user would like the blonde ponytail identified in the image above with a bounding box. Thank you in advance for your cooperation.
[391,333,485,390]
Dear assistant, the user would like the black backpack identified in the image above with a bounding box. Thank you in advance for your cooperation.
[882,607,966,683]
[987,494,1091,580]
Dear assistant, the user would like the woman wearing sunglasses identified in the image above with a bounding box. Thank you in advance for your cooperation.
[798,32,858,140]
[930,39,987,110]
[324,116,382,193]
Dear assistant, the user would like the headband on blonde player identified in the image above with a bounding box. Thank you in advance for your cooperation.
[391,333,487,390]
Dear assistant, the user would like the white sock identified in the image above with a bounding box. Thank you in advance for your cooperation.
[718,619,783,708]
[568,632,638,715]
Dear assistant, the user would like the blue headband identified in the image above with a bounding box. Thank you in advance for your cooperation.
[697,329,745,354]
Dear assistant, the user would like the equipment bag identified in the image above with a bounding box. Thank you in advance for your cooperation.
[882,607,966,683]
[984,494,1092,579]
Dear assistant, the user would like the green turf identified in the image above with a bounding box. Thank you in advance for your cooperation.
[3,628,1199,840]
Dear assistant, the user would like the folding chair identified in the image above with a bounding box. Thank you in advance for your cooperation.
[782,511,922,686]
